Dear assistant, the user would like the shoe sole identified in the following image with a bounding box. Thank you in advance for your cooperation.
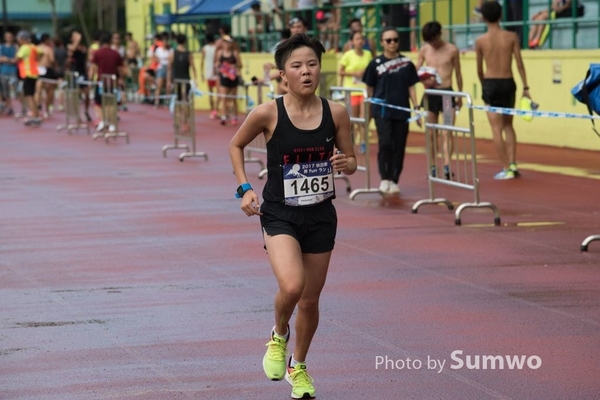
[285,373,315,399]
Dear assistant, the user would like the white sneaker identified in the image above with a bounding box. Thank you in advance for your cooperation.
[108,124,116,133]
[96,121,105,132]
[388,181,400,194]
[379,180,390,193]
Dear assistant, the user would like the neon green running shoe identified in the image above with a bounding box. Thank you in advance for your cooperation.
[285,361,316,399]
[263,334,287,380]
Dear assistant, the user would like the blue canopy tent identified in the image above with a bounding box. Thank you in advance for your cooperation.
[154,0,254,24]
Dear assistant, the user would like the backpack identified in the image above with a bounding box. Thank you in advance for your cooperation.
[571,63,600,136]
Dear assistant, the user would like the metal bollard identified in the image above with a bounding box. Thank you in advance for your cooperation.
[412,90,500,226]
[56,72,90,134]
[162,79,208,161]
[93,74,129,144]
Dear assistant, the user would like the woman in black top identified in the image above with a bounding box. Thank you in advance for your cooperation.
[214,36,242,125]
[168,34,197,132]
[53,37,68,111]
[168,34,197,99]
[67,30,91,121]
[229,34,356,400]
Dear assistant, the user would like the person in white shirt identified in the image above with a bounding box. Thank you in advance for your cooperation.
[153,32,172,108]
[201,33,218,119]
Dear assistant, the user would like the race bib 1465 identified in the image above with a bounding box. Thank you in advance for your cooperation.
[282,161,335,206]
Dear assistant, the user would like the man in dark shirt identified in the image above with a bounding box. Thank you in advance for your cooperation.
[89,30,126,132]
[363,27,421,195]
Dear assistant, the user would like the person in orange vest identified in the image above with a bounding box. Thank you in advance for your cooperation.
[16,30,41,126]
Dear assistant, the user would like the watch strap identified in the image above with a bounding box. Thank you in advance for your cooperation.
[235,182,253,198]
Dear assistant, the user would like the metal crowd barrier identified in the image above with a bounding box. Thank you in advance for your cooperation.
[329,86,375,198]
[93,74,129,144]
[56,72,89,135]
[162,79,208,162]
[581,235,600,252]
[412,90,500,226]
[243,82,269,179]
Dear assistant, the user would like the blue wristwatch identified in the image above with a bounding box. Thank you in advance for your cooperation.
[235,182,253,198]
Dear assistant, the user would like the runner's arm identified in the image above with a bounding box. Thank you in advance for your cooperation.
[475,39,484,83]
[513,35,530,97]
[330,101,357,175]
[229,103,273,216]
[189,52,198,81]
[453,45,464,108]
[415,47,425,69]
[200,48,206,81]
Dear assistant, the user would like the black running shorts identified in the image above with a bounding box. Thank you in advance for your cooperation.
[23,77,37,96]
[422,87,456,114]
[260,200,337,254]
[482,78,516,108]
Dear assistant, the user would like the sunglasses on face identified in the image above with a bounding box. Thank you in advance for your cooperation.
[383,38,399,44]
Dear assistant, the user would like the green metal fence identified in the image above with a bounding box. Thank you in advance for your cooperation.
[152,0,599,52]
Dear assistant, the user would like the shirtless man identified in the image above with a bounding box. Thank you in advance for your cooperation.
[416,21,463,180]
[476,1,531,180]
[36,33,56,118]
[124,32,140,67]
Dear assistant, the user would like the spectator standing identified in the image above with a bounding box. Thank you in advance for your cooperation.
[416,21,463,180]
[125,32,141,68]
[215,35,242,126]
[16,30,42,126]
[289,16,309,36]
[338,30,372,152]
[505,0,524,46]
[68,30,92,121]
[201,33,218,119]
[89,30,126,132]
[169,34,197,131]
[36,33,56,118]
[362,27,421,195]
[53,37,68,112]
[0,31,19,116]
[153,32,172,108]
[476,1,531,179]
[342,18,377,58]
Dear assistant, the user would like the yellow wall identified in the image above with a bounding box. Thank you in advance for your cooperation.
[419,0,469,26]
[126,0,179,50]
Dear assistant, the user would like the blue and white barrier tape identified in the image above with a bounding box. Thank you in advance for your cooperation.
[471,105,600,120]
[366,97,426,123]
[367,97,600,122]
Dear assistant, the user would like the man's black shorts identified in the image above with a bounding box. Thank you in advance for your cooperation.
[23,77,37,96]
[482,78,516,108]
[421,87,455,114]
[260,200,337,254]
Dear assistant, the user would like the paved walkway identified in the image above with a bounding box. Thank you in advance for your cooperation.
[1,105,599,399]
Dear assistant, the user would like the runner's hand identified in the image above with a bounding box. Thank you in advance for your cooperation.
[456,97,463,109]
[331,151,347,173]
[241,190,262,217]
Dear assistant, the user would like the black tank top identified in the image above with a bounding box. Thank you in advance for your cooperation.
[172,49,190,80]
[263,96,337,206]
[71,48,87,75]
